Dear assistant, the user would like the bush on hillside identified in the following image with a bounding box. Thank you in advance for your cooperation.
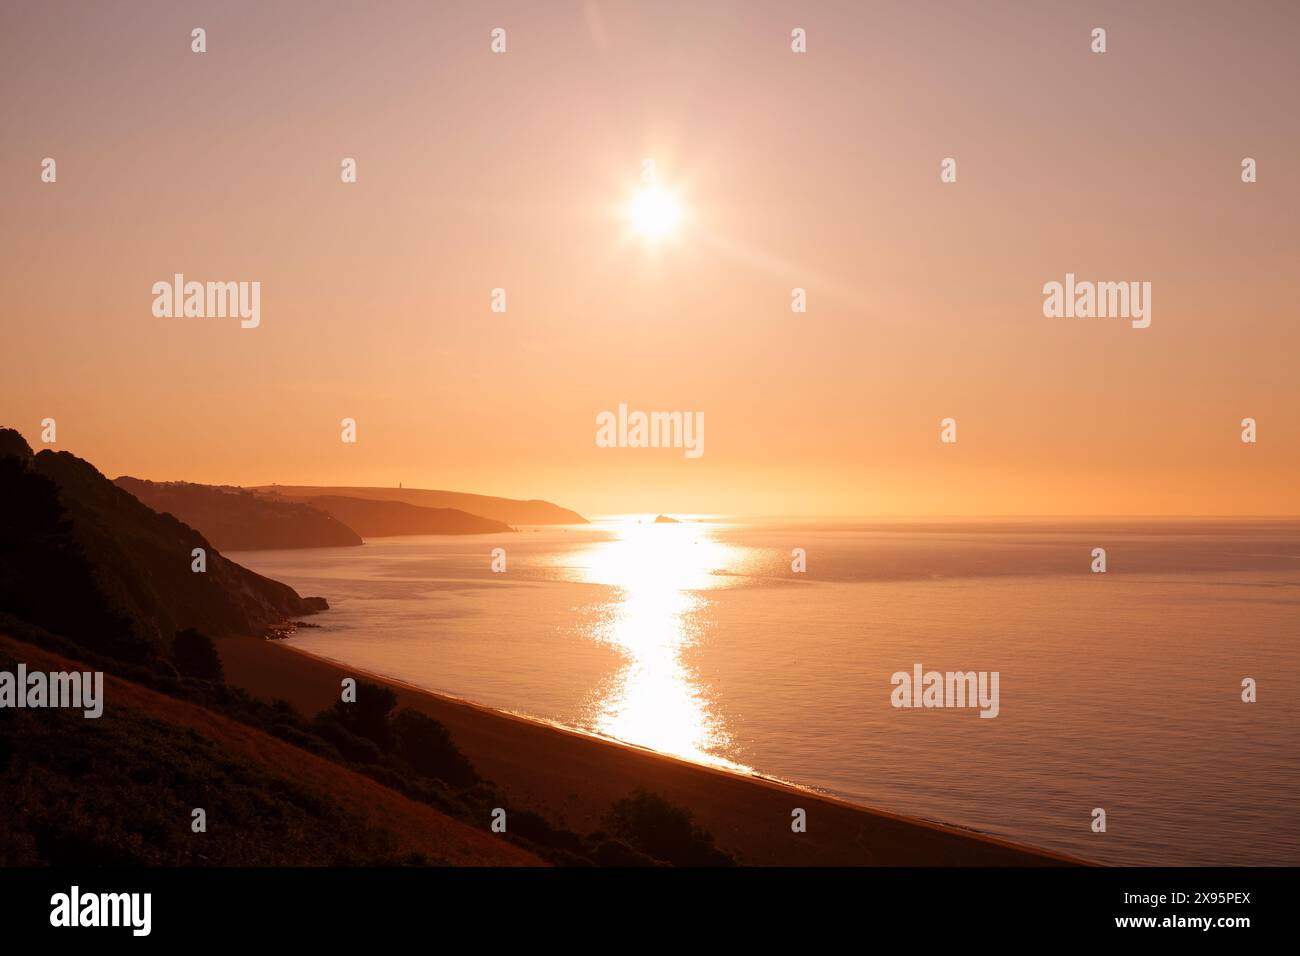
[173,628,224,682]
[603,789,734,867]
[392,708,478,787]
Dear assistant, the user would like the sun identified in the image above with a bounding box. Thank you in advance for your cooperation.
[626,183,683,240]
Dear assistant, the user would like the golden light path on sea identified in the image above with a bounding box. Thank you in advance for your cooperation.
[570,517,752,772]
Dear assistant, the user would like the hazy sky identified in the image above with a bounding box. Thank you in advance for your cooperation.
[3,1,1298,516]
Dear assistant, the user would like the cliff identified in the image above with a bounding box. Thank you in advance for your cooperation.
[301,495,513,537]
[0,427,326,657]
[255,485,588,526]
[115,476,363,551]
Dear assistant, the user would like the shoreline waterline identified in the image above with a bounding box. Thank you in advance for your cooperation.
[228,518,1300,865]
[222,633,1087,866]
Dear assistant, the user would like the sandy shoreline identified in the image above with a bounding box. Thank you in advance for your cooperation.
[218,635,1088,866]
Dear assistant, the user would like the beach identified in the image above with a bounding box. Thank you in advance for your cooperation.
[218,634,1080,866]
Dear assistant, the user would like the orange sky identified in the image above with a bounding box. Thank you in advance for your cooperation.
[3,1,1298,516]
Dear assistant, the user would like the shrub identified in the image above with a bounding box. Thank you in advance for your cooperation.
[311,712,383,764]
[603,789,734,867]
[331,680,397,751]
[173,628,224,682]
[391,709,478,787]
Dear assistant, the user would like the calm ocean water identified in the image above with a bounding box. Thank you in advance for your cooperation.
[229,518,1300,865]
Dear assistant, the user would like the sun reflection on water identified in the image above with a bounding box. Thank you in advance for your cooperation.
[572,517,751,771]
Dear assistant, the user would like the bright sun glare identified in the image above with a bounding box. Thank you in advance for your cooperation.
[627,183,683,240]
[569,516,752,772]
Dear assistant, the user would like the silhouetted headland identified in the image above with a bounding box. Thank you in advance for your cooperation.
[299,495,512,537]
[115,476,364,550]
[256,484,588,526]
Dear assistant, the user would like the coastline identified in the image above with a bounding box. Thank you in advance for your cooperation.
[218,635,1089,866]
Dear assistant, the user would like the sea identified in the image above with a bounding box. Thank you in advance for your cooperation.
[229,517,1300,865]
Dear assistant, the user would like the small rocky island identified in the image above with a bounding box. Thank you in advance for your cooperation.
[653,514,680,523]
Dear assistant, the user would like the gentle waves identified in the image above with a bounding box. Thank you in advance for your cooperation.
[230,518,1300,865]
